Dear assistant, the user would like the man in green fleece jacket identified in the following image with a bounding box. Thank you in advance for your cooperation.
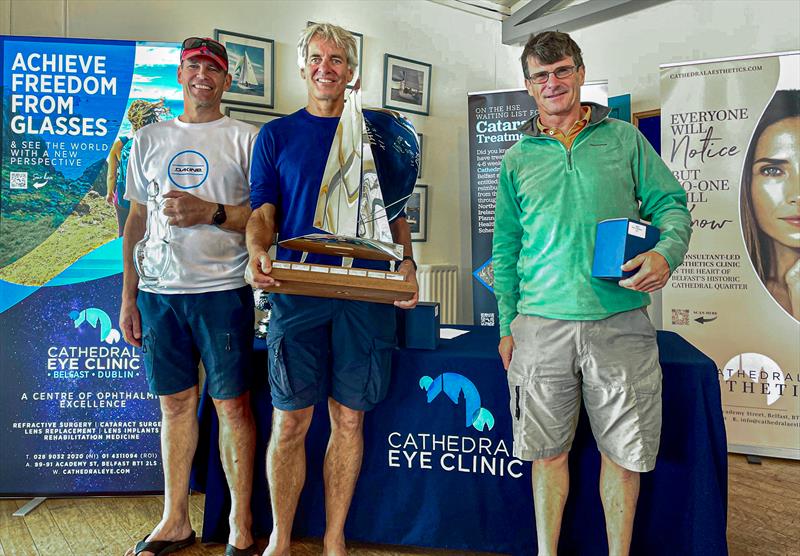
[492,31,691,556]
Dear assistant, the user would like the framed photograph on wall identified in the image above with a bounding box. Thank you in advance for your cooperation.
[633,109,661,154]
[214,29,274,108]
[417,133,423,179]
[383,54,432,115]
[407,184,428,242]
[307,22,363,88]
[224,106,284,128]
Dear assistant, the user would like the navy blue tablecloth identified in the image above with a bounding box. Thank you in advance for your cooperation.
[191,327,727,555]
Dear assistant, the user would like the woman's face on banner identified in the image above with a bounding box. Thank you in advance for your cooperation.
[751,116,800,249]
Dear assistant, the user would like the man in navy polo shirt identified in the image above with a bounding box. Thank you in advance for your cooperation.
[246,22,418,556]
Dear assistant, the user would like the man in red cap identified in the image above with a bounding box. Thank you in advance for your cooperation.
[121,37,259,556]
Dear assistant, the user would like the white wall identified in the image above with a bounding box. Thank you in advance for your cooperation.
[0,0,10,35]
[4,0,799,323]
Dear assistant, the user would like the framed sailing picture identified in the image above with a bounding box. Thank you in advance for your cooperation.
[407,185,428,242]
[214,29,274,108]
[224,106,284,128]
[383,54,432,116]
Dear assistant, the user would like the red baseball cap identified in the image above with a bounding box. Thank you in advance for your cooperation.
[180,37,229,72]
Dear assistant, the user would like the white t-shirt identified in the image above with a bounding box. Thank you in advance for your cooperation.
[125,116,259,294]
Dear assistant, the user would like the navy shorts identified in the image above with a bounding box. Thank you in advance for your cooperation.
[137,286,254,399]
[266,294,397,411]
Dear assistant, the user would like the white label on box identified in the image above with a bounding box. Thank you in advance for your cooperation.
[310,265,329,273]
[330,267,348,275]
[291,263,310,272]
[273,261,291,269]
[349,269,367,277]
[368,271,386,279]
[628,222,646,238]
[435,306,439,317]
[386,273,404,281]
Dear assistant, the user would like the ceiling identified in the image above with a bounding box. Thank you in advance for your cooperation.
[428,0,582,21]
[429,0,669,44]
[428,0,523,21]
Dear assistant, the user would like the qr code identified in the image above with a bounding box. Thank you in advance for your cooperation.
[672,309,689,325]
[10,172,28,190]
[480,312,495,326]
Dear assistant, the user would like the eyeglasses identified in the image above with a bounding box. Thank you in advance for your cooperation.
[181,37,228,62]
[527,65,580,84]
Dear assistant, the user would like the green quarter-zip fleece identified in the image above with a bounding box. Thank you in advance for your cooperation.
[492,103,691,336]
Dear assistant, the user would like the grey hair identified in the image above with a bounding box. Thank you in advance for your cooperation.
[296,23,358,70]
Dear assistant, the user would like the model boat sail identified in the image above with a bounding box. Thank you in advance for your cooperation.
[233,51,259,89]
[280,88,419,261]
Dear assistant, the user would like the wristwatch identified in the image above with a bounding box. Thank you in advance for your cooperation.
[212,203,227,226]
[402,255,417,271]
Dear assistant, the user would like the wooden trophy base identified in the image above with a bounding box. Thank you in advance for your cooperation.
[262,261,415,304]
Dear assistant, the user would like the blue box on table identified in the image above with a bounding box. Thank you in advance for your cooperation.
[592,218,660,280]
[396,301,440,350]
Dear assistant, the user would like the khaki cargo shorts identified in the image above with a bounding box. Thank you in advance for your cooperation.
[507,308,662,472]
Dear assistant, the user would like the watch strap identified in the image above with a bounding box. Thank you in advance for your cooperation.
[212,203,226,226]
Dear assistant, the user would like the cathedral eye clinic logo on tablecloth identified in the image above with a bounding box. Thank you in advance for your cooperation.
[386,372,523,478]
[167,150,209,189]
[420,373,495,431]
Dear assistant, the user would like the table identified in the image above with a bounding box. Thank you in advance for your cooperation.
[191,327,728,555]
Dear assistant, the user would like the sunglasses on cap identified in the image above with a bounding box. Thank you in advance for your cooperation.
[181,37,228,64]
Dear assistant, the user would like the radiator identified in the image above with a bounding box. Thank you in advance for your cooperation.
[416,264,459,324]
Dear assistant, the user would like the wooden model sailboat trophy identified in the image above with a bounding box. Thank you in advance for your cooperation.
[261,88,419,303]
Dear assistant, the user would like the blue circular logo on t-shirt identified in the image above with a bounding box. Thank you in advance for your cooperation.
[168,150,209,189]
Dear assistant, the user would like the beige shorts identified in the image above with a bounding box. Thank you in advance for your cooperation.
[507,308,662,472]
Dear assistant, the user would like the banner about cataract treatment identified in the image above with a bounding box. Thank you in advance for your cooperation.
[0,36,184,494]
[467,83,608,328]
[661,51,800,458]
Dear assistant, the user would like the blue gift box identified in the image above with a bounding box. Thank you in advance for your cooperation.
[592,218,660,280]
[396,301,440,350]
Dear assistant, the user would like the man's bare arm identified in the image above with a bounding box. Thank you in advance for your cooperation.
[161,190,251,233]
[120,201,146,347]
[245,203,280,289]
[390,216,418,309]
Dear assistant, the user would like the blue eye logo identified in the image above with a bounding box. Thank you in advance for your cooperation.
[168,150,209,189]
[69,308,120,344]
[419,373,495,432]
[472,256,494,293]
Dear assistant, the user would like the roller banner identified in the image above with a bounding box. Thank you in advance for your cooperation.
[660,51,800,458]
[0,35,184,494]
